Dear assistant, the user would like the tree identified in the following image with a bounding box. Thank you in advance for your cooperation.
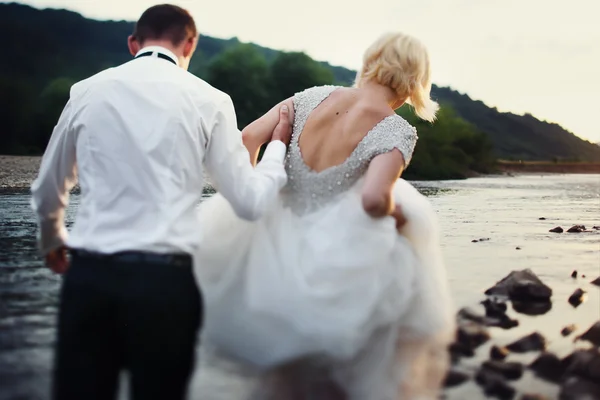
[398,104,495,179]
[206,44,270,128]
[268,52,335,102]
[0,78,34,154]
[31,77,74,151]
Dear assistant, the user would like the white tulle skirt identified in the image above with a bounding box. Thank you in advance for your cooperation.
[192,179,454,371]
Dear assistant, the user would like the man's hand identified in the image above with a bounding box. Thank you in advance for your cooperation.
[271,105,292,146]
[45,246,69,274]
[391,204,407,231]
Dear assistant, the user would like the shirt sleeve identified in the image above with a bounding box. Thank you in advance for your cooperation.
[203,96,288,221]
[30,96,78,255]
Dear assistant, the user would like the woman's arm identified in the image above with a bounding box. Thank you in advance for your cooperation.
[362,149,407,228]
[242,98,295,166]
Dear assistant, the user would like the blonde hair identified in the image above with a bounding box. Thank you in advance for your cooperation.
[356,32,439,122]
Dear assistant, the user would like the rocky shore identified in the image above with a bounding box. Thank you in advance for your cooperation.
[445,268,600,400]
[496,160,600,175]
[0,156,41,188]
[0,155,214,189]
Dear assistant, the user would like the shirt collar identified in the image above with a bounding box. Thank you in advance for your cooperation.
[135,46,179,66]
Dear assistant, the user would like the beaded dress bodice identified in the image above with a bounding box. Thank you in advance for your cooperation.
[281,85,418,215]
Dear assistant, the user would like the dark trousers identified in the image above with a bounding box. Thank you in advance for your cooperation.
[52,251,202,400]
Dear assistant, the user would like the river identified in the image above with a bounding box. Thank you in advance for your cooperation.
[0,156,598,399]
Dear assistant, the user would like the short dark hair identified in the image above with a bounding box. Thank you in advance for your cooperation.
[132,4,197,46]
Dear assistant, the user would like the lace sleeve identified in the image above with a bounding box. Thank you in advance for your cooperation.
[368,115,418,167]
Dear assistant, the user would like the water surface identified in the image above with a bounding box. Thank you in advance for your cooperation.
[1,166,599,400]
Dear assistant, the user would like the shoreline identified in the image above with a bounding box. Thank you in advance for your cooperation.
[496,160,600,174]
[3,156,599,190]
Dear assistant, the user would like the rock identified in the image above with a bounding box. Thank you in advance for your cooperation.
[575,321,600,347]
[473,237,491,243]
[450,317,491,363]
[529,352,566,383]
[495,315,520,329]
[449,342,475,362]
[539,217,547,220]
[562,349,600,383]
[520,394,550,400]
[512,300,552,316]
[456,319,491,350]
[444,368,470,388]
[549,226,564,233]
[475,368,517,400]
[472,239,479,243]
[490,345,510,361]
[559,376,600,400]
[458,307,488,324]
[516,247,521,250]
[568,288,586,308]
[482,298,509,317]
[591,276,600,286]
[561,324,577,337]
[458,307,518,330]
[593,226,600,230]
[567,225,586,233]
[482,360,524,380]
[485,269,552,302]
[506,332,547,353]
[571,270,578,278]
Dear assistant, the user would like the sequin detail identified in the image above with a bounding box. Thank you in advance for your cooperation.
[281,86,418,215]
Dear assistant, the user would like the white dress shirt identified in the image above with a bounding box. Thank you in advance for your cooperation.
[30,46,288,256]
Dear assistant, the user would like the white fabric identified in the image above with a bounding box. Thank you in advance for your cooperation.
[30,46,287,255]
[192,177,455,399]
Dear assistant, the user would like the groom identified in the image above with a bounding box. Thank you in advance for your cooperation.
[31,4,291,400]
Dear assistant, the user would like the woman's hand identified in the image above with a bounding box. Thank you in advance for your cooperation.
[242,98,294,165]
[391,203,407,231]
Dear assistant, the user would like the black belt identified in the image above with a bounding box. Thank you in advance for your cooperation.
[135,51,177,65]
[70,249,192,267]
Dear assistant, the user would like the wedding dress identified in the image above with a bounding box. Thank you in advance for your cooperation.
[190,86,455,399]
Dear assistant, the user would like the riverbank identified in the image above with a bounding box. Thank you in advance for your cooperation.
[497,160,600,174]
[0,156,41,188]
[0,155,214,189]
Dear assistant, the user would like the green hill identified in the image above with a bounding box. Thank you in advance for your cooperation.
[1,2,598,180]
[431,87,600,161]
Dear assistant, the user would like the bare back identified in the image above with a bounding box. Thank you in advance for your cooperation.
[298,88,393,172]
[282,85,418,215]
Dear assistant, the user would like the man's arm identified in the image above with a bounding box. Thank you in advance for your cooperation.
[203,96,291,221]
[30,96,78,269]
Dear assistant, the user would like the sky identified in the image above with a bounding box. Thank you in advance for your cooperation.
[14,0,600,143]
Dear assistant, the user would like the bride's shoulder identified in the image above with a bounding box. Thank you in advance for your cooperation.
[293,85,342,100]
[363,113,419,166]
[386,114,418,137]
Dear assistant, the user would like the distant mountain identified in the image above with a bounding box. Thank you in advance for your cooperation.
[431,87,600,161]
[1,2,599,162]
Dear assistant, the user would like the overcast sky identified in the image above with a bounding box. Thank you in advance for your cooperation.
[14,0,600,142]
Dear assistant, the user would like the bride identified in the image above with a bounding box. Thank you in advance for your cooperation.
[191,32,455,399]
